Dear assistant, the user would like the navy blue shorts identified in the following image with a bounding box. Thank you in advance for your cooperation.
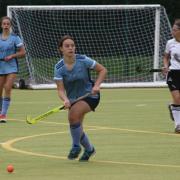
[72,93,100,111]
[83,94,100,111]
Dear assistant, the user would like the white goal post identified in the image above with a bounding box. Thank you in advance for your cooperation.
[7,5,172,89]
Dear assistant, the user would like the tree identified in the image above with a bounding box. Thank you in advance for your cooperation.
[1,0,180,25]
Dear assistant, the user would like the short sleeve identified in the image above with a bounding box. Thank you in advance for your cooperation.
[54,64,63,81]
[165,41,170,54]
[83,56,97,69]
[15,36,23,48]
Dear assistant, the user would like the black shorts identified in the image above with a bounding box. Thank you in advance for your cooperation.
[166,70,180,91]
[72,93,100,111]
[83,94,100,111]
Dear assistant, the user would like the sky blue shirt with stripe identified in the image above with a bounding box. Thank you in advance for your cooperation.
[0,33,23,74]
[54,54,97,101]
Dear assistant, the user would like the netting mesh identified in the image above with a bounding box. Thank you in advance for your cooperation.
[8,5,172,87]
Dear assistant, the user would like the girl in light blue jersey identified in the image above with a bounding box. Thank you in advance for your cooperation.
[54,35,107,161]
[0,16,25,123]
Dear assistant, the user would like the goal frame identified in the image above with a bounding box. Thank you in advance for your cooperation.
[7,4,171,89]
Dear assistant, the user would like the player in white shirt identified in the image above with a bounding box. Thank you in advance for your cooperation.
[163,19,180,133]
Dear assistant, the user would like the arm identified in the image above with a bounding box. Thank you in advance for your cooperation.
[5,46,26,61]
[55,80,71,109]
[162,52,170,75]
[92,63,107,94]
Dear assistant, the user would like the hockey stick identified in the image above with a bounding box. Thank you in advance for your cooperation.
[26,92,91,124]
[135,66,162,73]
[149,68,162,73]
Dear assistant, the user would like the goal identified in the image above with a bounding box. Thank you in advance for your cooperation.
[7,5,171,89]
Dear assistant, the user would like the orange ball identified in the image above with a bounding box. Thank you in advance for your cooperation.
[7,164,14,173]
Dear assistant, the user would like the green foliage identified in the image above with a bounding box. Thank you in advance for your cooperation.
[0,0,180,24]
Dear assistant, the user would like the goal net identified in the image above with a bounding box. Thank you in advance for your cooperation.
[7,5,172,89]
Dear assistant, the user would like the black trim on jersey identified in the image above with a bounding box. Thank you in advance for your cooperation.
[87,68,95,86]
[14,41,19,71]
[56,60,64,70]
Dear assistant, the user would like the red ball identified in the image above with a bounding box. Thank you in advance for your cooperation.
[7,164,14,173]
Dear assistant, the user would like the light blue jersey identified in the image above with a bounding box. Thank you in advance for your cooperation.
[0,33,23,74]
[54,54,97,101]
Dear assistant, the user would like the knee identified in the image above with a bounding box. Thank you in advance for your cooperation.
[4,84,12,94]
[174,98,180,105]
[69,111,84,124]
[69,112,79,122]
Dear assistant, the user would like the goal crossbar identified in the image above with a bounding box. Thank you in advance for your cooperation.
[7,4,162,10]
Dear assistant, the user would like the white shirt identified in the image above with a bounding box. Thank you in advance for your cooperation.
[165,38,180,69]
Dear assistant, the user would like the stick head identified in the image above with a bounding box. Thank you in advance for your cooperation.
[26,115,35,124]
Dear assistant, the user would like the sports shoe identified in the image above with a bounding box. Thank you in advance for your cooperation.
[67,146,81,160]
[168,104,174,121]
[79,147,95,161]
[0,114,7,123]
[175,125,180,133]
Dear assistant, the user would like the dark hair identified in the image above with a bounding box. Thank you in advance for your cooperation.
[0,16,12,26]
[174,19,180,29]
[58,35,75,48]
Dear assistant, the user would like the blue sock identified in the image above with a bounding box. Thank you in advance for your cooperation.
[1,97,11,115]
[0,97,2,113]
[70,122,82,148]
[80,132,93,151]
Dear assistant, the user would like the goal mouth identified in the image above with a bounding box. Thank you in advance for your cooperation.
[8,5,172,89]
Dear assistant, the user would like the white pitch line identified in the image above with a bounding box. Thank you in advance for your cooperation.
[136,104,147,107]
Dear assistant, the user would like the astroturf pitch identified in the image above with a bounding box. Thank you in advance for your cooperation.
[1,88,180,180]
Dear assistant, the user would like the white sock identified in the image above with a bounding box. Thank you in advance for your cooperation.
[171,105,180,127]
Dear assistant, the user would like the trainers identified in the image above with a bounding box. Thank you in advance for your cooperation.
[175,125,180,133]
[0,114,7,123]
[67,146,81,160]
[79,147,95,161]
[168,104,174,121]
